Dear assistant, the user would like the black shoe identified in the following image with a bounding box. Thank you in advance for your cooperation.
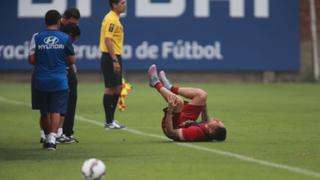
[56,134,78,144]
[40,137,46,144]
[56,134,69,144]
[43,142,56,151]
[66,135,79,144]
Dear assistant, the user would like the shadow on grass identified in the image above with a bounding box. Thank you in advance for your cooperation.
[0,146,93,162]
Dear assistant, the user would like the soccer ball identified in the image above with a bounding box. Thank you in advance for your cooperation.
[81,158,106,180]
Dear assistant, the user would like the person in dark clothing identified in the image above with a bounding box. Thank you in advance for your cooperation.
[57,8,81,143]
[60,23,81,143]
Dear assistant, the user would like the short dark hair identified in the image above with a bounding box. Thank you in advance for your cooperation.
[63,8,81,20]
[45,10,61,26]
[62,23,81,39]
[213,127,227,141]
[109,0,120,9]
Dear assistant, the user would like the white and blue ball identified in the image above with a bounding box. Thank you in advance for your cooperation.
[81,158,106,180]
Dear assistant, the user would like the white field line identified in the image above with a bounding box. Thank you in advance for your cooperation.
[1,96,319,179]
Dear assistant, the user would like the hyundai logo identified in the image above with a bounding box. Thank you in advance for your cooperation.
[44,36,59,45]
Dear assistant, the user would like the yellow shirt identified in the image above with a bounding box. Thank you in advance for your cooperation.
[99,10,124,55]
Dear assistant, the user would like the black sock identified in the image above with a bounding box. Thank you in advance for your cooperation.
[103,94,114,124]
[112,94,120,117]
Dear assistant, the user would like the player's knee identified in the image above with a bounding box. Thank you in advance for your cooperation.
[195,89,208,101]
[104,88,115,94]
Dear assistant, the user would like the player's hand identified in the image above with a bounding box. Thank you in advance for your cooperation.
[168,94,178,110]
[113,61,121,74]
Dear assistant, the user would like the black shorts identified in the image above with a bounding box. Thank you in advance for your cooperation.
[35,90,68,116]
[31,86,40,110]
[100,53,122,88]
[31,73,40,110]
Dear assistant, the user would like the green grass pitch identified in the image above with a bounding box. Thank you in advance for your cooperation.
[0,82,319,180]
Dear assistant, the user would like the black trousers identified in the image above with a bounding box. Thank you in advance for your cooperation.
[63,67,78,137]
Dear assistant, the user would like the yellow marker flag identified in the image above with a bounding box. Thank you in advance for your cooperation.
[118,78,132,112]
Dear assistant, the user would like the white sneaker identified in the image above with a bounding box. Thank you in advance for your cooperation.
[104,120,126,129]
[159,70,173,90]
[148,64,160,87]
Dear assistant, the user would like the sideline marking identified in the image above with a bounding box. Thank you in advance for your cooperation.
[1,96,320,178]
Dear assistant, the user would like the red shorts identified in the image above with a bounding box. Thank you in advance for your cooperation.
[161,103,204,135]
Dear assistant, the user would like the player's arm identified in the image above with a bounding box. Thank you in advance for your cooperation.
[201,104,209,122]
[72,64,77,73]
[164,95,183,141]
[179,120,197,128]
[105,38,120,74]
[28,54,36,65]
[65,38,76,65]
[104,38,117,61]
[104,21,120,73]
[66,55,76,65]
[28,33,37,65]
[164,109,182,141]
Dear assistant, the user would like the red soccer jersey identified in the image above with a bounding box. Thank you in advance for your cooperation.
[181,122,209,141]
[161,103,204,129]
[162,103,211,141]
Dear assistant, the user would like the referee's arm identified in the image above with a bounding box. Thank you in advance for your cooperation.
[104,38,117,61]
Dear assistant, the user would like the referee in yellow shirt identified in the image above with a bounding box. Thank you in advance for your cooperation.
[99,0,126,129]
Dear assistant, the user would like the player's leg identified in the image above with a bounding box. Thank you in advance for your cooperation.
[159,71,206,125]
[110,55,125,128]
[112,85,122,118]
[37,91,56,150]
[174,87,207,106]
[40,114,50,139]
[159,70,207,106]
[66,67,79,141]
[57,115,64,138]
[149,64,171,100]
[40,114,49,132]
[40,113,52,147]
[63,81,78,142]
[49,112,60,143]
[104,88,115,124]
[148,64,184,112]
[46,90,69,150]
[32,82,48,143]
[56,82,73,143]
[101,53,124,129]
[106,85,125,129]
[101,53,116,125]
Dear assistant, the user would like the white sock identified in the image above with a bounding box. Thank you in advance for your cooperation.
[57,128,63,137]
[46,133,57,144]
[40,130,46,139]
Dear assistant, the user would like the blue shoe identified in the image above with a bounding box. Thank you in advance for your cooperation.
[159,71,172,90]
[148,64,160,87]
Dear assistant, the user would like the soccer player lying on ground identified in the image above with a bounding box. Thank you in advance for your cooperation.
[148,64,227,142]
